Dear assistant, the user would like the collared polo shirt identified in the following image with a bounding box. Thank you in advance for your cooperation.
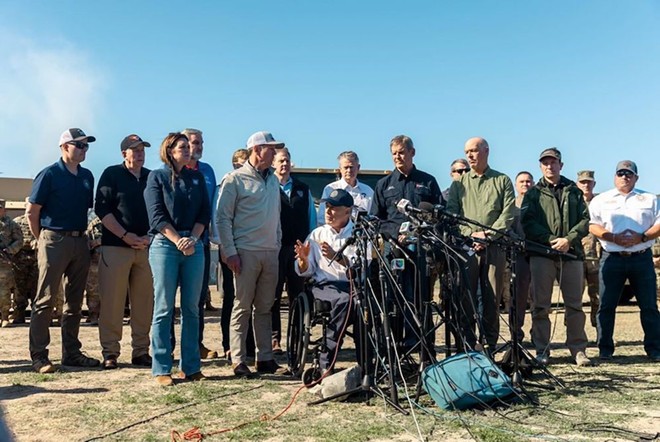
[94,163,151,247]
[29,158,94,231]
[589,187,660,252]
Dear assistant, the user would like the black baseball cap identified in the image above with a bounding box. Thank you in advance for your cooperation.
[121,134,151,151]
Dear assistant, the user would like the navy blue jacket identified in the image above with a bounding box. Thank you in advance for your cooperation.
[144,166,210,235]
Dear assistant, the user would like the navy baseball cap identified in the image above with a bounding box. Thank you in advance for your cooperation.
[322,189,354,208]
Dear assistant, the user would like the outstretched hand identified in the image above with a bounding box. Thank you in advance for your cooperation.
[294,239,310,260]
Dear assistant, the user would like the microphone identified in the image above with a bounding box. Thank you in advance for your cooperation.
[396,199,426,216]
[381,232,413,260]
[329,236,357,265]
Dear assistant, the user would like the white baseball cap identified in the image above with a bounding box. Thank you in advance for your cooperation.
[59,128,96,146]
[246,131,284,149]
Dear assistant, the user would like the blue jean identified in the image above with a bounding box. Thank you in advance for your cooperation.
[149,234,204,376]
[598,249,660,357]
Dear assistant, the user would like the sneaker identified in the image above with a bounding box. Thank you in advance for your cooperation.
[186,372,206,381]
[534,353,549,366]
[33,359,56,374]
[256,359,282,374]
[200,345,218,359]
[233,362,253,377]
[61,353,100,368]
[272,339,283,355]
[155,375,173,386]
[131,354,152,367]
[103,356,118,370]
[575,351,592,367]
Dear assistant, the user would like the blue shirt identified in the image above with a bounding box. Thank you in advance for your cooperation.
[29,158,94,231]
[144,166,211,235]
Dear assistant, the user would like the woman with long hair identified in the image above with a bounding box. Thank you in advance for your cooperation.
[144,132,210,386]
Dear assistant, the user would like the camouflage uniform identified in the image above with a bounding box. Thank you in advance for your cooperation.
[582,226,601,328]
[11,214,39,322]
[0,214,23,326]
[85,216,102,323]
[653,239,660,301]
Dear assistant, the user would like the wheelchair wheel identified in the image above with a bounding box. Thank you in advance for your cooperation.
[287,291,312,378]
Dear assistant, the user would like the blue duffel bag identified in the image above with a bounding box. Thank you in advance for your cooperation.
[422,351,516,410]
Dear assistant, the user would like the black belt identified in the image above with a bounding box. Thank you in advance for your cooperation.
[45,229,86,237]
[608,249,649,257]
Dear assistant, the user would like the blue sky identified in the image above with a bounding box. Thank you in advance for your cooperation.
[1,1,659,193]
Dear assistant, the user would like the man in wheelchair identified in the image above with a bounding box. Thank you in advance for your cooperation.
[294,188,358,374]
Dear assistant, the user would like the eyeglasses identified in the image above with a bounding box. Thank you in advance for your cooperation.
[452,168,470,175]
[616,170,635,178]
[68,141,89,149]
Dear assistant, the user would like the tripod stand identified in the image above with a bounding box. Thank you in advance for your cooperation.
[490,235,565,395]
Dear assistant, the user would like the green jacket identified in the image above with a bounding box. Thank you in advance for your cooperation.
[521,176,589,260]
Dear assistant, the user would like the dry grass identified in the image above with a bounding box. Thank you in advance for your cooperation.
[0,288,658,441]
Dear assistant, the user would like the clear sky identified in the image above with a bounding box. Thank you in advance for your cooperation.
[1,1,659,194]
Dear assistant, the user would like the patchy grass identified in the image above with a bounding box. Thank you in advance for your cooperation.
[1,293,658,441]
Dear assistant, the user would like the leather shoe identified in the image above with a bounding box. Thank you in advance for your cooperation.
[200,345,218,359]
[155,375,173,386]
[233,362,253,377]
[256,359,282,374]
[186,372,206,381]
[131,354,152,367]
[103,356,118,370]
[62,353,100,368]
[33,359,56,374]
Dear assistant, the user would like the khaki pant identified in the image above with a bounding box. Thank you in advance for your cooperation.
[530,257,587,357]
[230,249,279,364]
[29,230,90,362]
[98,246,153,359]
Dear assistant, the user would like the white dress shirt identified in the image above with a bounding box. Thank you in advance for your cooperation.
[589,187,660,252]
[295,220,357,283]
[317,179,374,226]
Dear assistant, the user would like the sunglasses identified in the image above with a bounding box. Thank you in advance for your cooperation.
[452,168,470,175]
[68,141,89,150]
[616,170,635,178]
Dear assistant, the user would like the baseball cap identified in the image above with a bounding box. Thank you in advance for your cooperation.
[59,128,96,146]
[615,160,638,175]
[322,189,354,208]
[246,131,284,149]
[577,170,595,181]
[121,134,151,151]
[539,147,561,162]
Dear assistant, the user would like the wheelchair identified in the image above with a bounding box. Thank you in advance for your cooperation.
[286,288,333,385]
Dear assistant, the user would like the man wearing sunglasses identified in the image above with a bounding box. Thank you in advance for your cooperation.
[26,128,99,373]
[588,161,660,362]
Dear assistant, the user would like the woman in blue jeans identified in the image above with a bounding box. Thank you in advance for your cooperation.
[144,132,210,386]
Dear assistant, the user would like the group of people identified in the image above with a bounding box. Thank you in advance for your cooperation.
[2,128,658,387]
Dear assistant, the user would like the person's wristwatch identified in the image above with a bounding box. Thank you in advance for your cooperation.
[190,235,199,244]
[641,233,648,242]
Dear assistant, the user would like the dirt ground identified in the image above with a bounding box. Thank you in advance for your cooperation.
[0,287,659,442]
